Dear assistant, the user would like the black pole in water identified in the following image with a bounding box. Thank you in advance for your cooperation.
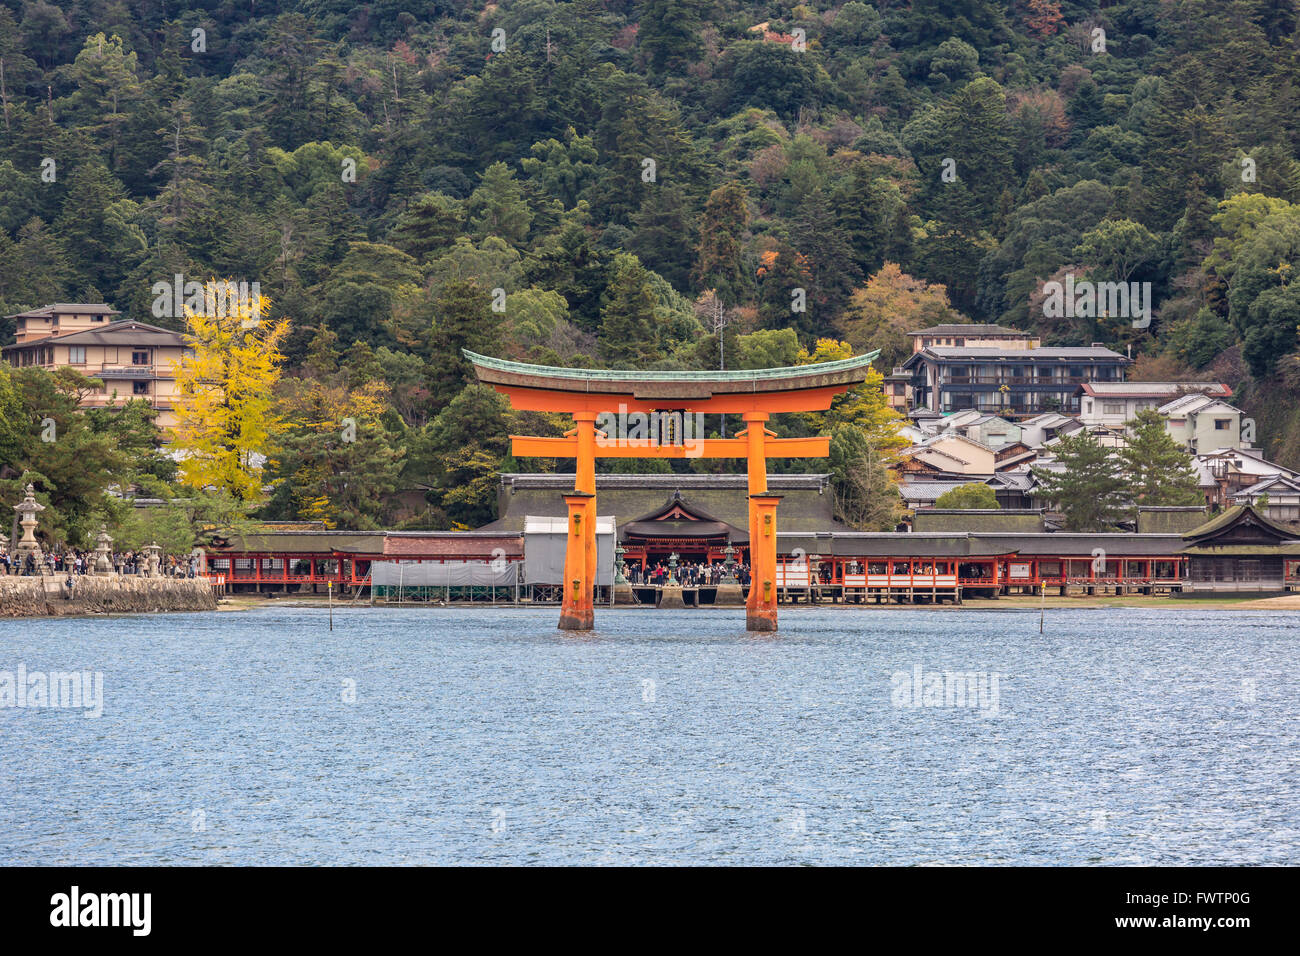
[329,582,333,631]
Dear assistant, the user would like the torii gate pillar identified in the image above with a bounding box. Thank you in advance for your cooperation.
[559,491,595,630]
[747,493,783,631]
[742,411,780,632]
[558,411,599,631]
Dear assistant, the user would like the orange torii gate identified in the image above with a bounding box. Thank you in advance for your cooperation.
[465,350,879,632]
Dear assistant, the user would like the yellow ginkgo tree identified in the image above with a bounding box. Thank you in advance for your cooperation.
[172,281,291,502]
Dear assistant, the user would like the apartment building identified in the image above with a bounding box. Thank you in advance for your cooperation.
[2,304,188,430]
[903,343,1130,419]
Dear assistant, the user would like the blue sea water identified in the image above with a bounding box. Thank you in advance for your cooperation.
[1,606,1296,865]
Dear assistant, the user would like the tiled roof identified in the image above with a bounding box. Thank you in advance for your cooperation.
[922,346,1128,359]
[383,533,523,557]
[1231,475,1300,498]
[1081,381,1230,398]
[2,320,185,350]
[6,303,121,319]
[908,324,1032,336]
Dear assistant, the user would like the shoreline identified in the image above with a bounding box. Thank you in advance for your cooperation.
[216,593,1300,612]
[5,592,1298,620]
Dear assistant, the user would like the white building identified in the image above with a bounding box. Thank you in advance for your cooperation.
[1077,381,1232,430]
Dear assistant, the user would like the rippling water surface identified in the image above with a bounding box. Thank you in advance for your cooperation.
[2,606,1297,865]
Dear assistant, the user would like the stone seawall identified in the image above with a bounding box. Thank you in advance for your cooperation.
[0,575,218,617]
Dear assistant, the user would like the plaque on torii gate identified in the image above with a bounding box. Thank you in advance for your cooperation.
[465,349,879,632]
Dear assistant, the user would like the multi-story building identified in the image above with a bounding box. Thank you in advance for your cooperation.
[1077,382,1233,431]
[883,367,912,411]
[1159,393,1247,453]
[2,304,189,430]
[903,343,1130,419]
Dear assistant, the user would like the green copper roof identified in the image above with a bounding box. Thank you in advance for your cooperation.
[463,349,880,383]
[1183,503,1299,542]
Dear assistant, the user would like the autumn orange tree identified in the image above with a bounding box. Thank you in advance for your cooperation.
[172,281,290,502]
[835,262,960,371]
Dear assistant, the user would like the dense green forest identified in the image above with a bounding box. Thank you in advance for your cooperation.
[2,0,1300,535]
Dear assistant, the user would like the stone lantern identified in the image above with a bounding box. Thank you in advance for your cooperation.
[613,543,637,605]
[721,544,738,582]
[659,551,685,610]
[144,541,163,577]
[715,542,744,606]
[12,483,46,571]
[93,525,115,575]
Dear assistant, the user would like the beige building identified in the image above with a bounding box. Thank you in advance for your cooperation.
[1159,393,1246,453]
[904,433,999,475]
[907,323,1040,353]
[3,304,189,430]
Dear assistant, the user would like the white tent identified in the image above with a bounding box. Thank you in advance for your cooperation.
[523,515,616,585]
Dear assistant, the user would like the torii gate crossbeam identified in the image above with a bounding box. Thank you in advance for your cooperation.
[465,349,879,632]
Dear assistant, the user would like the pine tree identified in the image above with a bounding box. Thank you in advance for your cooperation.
[388,193,465,262]
[426,277,493,407]
[598,253,662,366]
[639,0,706,74]
[467,162,533,247]
[1119,410,1205,506]
[935,483,1000,508]
[1033,432,1128,531]
[829,423,903,531]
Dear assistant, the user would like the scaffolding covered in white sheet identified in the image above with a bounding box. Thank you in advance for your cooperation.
[370,560,518,586]
[523,515,616,585]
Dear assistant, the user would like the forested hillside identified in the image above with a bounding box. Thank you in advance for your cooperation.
[2,0,1299,534]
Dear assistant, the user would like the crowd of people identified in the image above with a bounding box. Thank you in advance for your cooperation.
[0,548,203,578]
[626,560,750,587]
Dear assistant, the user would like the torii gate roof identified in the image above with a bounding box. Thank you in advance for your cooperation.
[464,349,880,405]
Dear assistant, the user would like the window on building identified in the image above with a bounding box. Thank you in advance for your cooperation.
[133,380,150,395]
[68,346,86,364]
[1215,419,1231,430]
[132,350,149,365]
[1103,403,1124,414]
